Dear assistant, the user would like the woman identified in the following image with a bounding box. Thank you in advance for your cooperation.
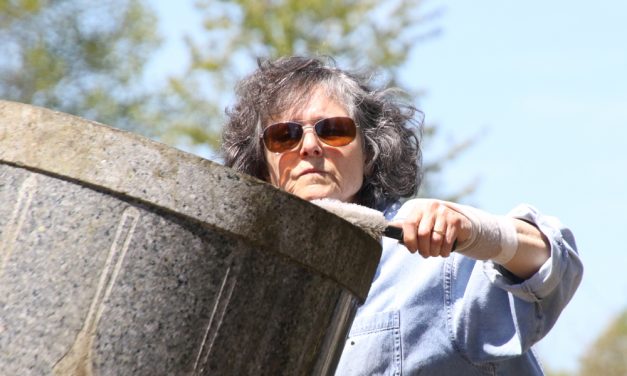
[221,56,583,375]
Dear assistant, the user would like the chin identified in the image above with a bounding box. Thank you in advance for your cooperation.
[296,190,352,203]
[297,192,329,201]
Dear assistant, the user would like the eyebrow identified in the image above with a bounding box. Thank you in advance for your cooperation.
[267,115,323,125]
[287,116,325,123]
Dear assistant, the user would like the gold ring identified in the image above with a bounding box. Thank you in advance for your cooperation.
[432,229,445,236]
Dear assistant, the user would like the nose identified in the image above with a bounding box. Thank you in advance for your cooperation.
[299,125,323,157]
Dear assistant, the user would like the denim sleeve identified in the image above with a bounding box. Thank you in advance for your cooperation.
[448,204,583,363]
[485,204,583,302]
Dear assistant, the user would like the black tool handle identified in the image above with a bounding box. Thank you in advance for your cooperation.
[383,226,404,242]
[383,225,457,251]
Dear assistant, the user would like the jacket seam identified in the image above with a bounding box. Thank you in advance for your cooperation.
[444,256,462,355]
[444,256,497,375]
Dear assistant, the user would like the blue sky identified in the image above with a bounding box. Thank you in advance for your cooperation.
[412,1,627,372]
[149,0,627,372]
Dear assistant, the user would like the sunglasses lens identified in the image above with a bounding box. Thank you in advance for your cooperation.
[262,117,357,153]
[316,117,357,147]
[263,122,303,153]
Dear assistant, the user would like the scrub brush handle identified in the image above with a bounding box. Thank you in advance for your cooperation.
[383,226,457,251]
[383,226,404,242]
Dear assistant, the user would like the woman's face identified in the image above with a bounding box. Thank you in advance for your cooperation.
[264,88,366,202]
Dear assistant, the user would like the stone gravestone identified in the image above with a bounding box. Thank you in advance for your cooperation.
[0,101,381,375]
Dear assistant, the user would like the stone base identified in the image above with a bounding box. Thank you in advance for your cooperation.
[0,101,380,375]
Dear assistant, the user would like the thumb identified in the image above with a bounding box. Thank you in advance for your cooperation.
[439,202,475,244]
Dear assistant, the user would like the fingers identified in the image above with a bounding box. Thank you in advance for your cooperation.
[393,199,462,258]
[417,206,436,257]
[430,212,447,257]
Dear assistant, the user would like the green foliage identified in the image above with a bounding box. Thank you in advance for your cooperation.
[579,309,627,376]
[544,367,575,376]
[1,0,475,199]
[159,0,472,198]
[161,0,435,148]
[0,0,161,133]
[192,0,427,74]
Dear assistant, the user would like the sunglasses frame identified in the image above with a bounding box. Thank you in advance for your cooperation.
[260,116,358,153]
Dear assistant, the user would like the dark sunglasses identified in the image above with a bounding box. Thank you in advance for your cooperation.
[261,117,357,153]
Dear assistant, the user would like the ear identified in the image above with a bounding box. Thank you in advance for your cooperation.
[364,160,374,177]
[360,134,374,177]
[363,146,374,177]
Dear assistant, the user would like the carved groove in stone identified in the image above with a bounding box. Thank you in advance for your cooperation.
[0,174,37,277]
[192,257,239,375]
[53,206,140,376]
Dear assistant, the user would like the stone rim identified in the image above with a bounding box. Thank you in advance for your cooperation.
[0,100,381,300]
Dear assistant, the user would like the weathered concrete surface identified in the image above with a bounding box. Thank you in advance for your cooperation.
[0,101,381,375]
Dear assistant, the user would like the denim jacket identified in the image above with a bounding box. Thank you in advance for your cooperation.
[334,200,583,376]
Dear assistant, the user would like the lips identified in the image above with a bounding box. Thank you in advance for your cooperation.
[297,168,325,178]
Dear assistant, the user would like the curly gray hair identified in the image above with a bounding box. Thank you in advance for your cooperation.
[221,56,423,209]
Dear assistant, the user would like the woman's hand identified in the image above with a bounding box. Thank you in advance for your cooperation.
[388,199,473,258]
[389,199,551,279]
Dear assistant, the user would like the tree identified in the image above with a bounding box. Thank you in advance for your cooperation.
[160,0,427,144]
[578,309,627,376]
[1,0,474,198]
[0,0,160,134]
[158,0,473,198]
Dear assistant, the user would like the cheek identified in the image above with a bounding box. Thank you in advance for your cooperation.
[343,161,365,191]
[264,153,280,185]
[265,152,295,187]
[336,148,366,194]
